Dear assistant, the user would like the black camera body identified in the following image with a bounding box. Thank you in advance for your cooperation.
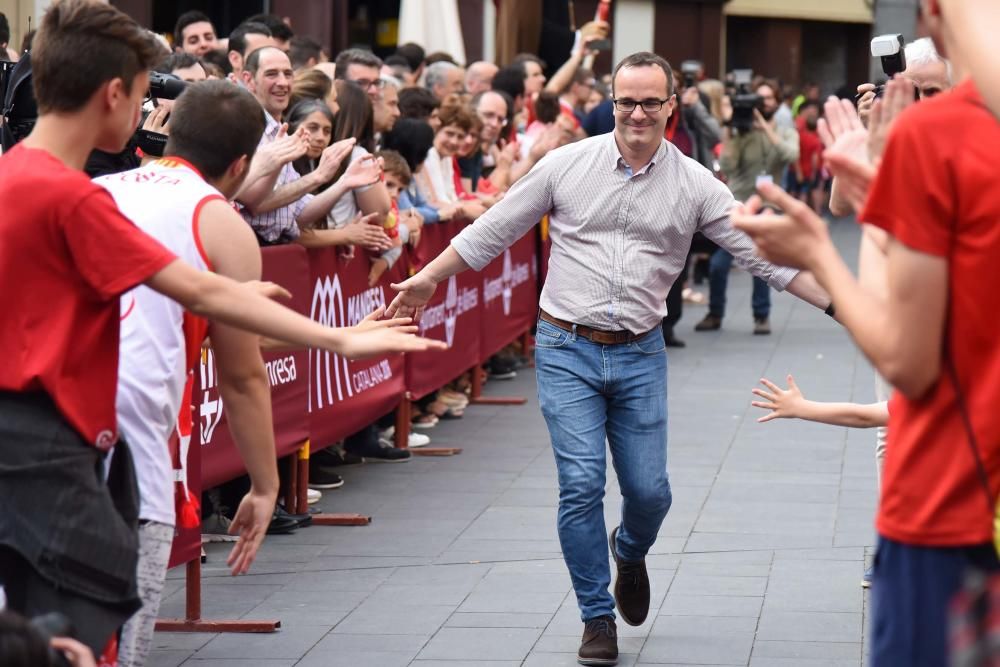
[148,71,187,101]
[729,69,762,133]
[870,33,908,99]
[681,60,702,90]
[30,612,74,667]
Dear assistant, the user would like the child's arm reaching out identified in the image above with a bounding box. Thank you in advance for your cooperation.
[752,375,889,428]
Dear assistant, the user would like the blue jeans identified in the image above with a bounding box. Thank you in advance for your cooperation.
[871,535,999,666]
[708,248,770,319]
[534,319,672,621]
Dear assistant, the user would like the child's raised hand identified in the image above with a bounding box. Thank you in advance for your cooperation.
[751,375,806,423]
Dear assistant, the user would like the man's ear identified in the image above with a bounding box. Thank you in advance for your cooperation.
[241,69,254,92]
[231,154,251,181]
[103,77,126,110]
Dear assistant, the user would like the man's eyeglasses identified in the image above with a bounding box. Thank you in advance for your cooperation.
[478,111,509,127]
[612,97,672,113]
[351,78,385,90]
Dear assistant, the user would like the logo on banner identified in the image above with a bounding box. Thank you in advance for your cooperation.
[420,275,478,348]
[309,273,393,411]
[484,249,531,316]
[199,348,224,444]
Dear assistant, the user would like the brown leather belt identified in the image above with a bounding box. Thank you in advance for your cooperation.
[539,309,649,345]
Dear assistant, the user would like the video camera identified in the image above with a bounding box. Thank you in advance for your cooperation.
[729,69,762,133]
[681,60,702,89]
[1,58,189,153]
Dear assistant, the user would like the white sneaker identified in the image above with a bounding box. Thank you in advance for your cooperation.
[378,432,431,449]
[408,432,431,448]
[307,488,322,505]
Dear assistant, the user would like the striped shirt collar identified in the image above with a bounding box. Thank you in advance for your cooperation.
[606,131,668,177]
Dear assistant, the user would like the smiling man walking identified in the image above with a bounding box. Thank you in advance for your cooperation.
[388,52,831,666]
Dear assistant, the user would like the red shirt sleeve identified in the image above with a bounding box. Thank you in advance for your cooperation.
[859,113,955,258]
[63,188,177,301]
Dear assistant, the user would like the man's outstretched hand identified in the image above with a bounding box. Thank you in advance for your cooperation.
[387,273,439,321]
[730,182,835,271]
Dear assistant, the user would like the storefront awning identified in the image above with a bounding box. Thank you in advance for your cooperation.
[724,0,873,24]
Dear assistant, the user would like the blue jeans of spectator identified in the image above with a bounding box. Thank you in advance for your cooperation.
[708,248,770,319]
[871,535,999,667]
[534,318,672,622]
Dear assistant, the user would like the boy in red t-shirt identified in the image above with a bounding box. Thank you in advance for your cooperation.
[791,102,825,214]
[0,1,444,658]
[731,11,1000,658]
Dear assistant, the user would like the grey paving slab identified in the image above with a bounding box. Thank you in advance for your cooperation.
[146,222,872,667]
[415,627,543,661]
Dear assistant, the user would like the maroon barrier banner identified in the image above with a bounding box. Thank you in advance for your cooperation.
[169,244,311,568]
[479,231,538,359]
[405,221,482,400]
[307,247,406,445]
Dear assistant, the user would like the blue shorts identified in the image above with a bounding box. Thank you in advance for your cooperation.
[871,535,999,666]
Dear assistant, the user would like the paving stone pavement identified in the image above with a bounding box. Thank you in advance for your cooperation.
[151,220,874,666]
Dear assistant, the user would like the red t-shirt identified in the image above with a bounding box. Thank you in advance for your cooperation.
[0,145,176,449]
[860,79,1000,546]
[797,129,822,180]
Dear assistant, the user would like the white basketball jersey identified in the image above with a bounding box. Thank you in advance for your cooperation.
[97,158,224,525]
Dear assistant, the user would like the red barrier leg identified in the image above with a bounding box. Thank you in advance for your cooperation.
[296,442,309,516]
[399,392,462,456]
[155,559,280,633]
[306,441,373,525]
[284,454,297,514]
[469,363,527,406]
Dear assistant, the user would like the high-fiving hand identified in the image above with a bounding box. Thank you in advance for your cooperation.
[387,272,439,322]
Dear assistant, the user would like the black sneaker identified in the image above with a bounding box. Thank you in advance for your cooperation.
[360,440,412,463]
[488,356,518,380]
[578,615,618,666]
[308,464,345,489]
[314,445,363,467]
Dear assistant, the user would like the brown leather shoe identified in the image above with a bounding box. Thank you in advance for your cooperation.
[694,313,722,331]
[578,615,618,666]
[609,525,650,626]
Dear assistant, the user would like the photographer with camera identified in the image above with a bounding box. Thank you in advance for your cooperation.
[0,610,95,667]
[695,77,799,335]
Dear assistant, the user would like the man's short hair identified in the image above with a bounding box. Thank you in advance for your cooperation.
[377,149,412,185]
[381,74,402,91]
[228,22,271,59]
[200,48,231,76]
[289,35,321,69]
[333,48,383,79]
[572,67,596,86]
[470,89,507,114]
[155,52,200,75]
[165,80,266,180]
[611,52,674,97]
[424,51,458,66]
[31,0,162,114]
[172,10,212,49]
[398,86,439,119]
[424,61,458,92]
[394,42,425,73]
[905,37,953,85]
[491,66,525,100]
[245,14,293,43]
[244,46,285,78]
[512,53,547,76]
